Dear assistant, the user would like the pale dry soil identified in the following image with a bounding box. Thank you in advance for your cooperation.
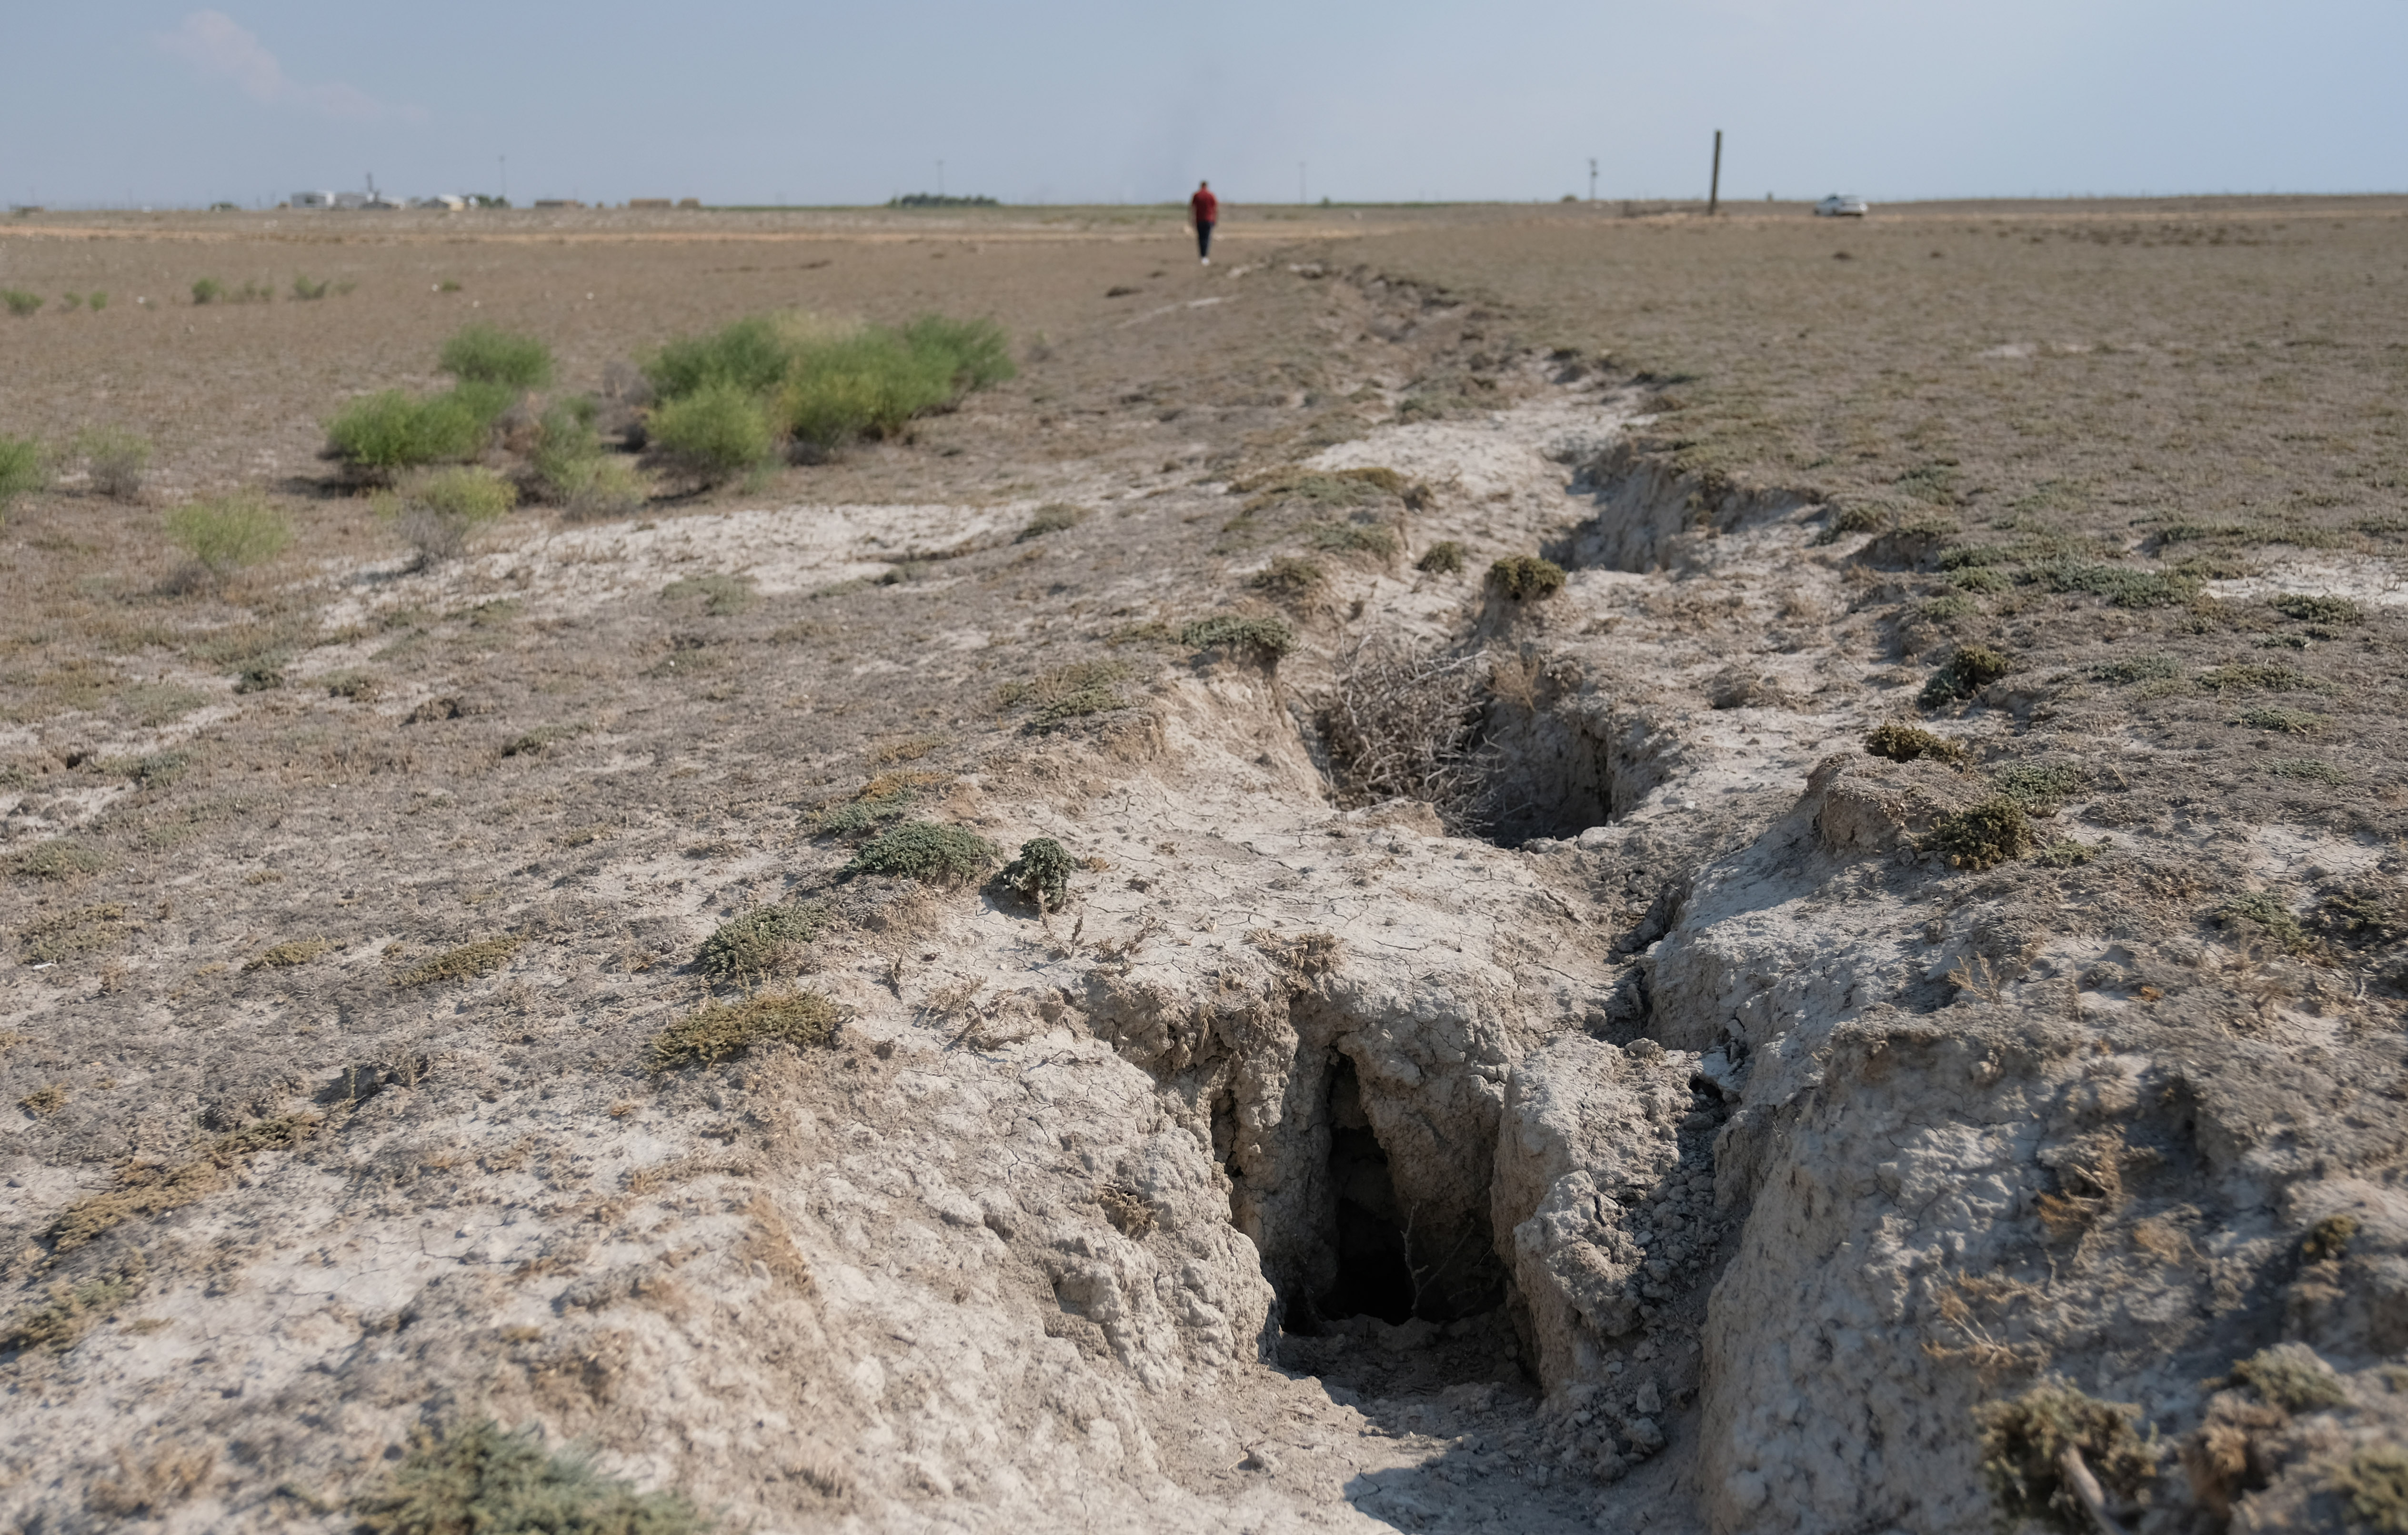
[2,209,2407,1535]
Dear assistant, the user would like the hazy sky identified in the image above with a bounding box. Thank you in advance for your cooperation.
[6,1,2402,208]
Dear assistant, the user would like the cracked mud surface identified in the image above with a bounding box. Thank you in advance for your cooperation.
[4,202,2408,1533]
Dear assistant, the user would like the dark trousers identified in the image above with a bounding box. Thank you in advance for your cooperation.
[1196,220,1214,259]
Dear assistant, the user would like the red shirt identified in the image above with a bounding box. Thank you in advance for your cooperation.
[1191,189,1219,224]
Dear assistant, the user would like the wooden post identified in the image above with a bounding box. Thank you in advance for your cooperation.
[1708,130,1722,215]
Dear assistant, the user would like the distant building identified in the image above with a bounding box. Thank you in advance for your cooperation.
[677,198,702,209]
[410,195,467,211]
[292,191,336,209]
[627,198,672,210]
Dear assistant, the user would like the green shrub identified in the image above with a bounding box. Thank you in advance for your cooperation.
[326,389,494,472]
[439,323,554,389]
[779,330,956,450]
[649,992,840,1071]
[1923,797,2035,870]
[2230,1345,2347,1411]
[1919,593,1978,620]
[998,659,1129,731]
[2237,705,2328,734]
[695,902,823,984]
[2197,662,2328,694]
[1974,1382,2155,1535]
[1416,540,1467,574]
[290,274,331,301]
[807,771,947,836]
[1992,762,2084,810]
[2217,891,2311,952]
[73,427,150,500]
[2341,1446,2408,1535]
[999,837,1074,911]
[2268,757,2349,784]
[1949,567,2013,593]
[645,317,792,400]
[841,821,999,885]
[87,292,108,312]
[350,1419,710,1535]
[1812,501,1889,544]
[647,311,1013,457]
[550,455,648,521]
[2271,593,2362,625]
[1308,520,1401,558]
[2303,1214,2358,1262]
[0,434,48,512]
[164,495,292,579]
[380,467,516,564]
[1,289,40,318]
[650,381,773,484]
[1863,723,1967,766]
[396,936,521,987]
[1017,503,1087,541]
[1487,555,1566,600]
[2032,560,2200,608]
[13,842,106,880]
[901,313,1016,390]
[1180,614,1294,662]
[2035,839,2106,868]
[1919,644,2012,707]
[191,278,224,305]
[1252,555,1327,598]
[2088,653,2178,685]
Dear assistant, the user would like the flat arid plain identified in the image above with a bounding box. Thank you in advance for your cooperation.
[2,196,2406,1534]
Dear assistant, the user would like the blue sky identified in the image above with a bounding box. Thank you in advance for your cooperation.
[5,1,2402,208]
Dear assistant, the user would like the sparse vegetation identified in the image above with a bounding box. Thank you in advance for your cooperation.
[396,936,522,987]
[647,992,840,1070]
[2087,653,2179,685]
[20,1083,66,1117]
[695,903,822,984]
[841,821,999,886]
[1812,501,1889,544]
[19,902,132,964]
[247,938,338,970]
[2197,662,2328,694]
[0,1270,141,1355]
[1415,540,1467,574]
[808,771,949,836]
[2237,705,2327,733]
[190,278,224,305]
[163,494,292,581]
[2339,1446,2408,1535]
[1919,644,2013,708]
[1863,722,1968,766]
[439,323,553,389]
[378,466,517,564]
[1487,555,1566,600]
[1251,555,1328,598]
[997,659,1130,731]
[2270,593,2363,625]
[350,1419,710,1535]
[326,389,498,474]
[72,426,150,499]
[1323,634,1491,826]
[1923,797,2036,870]
[1974,1381,2156,1535]
[2217,891,2311,953]
[1,289,41,318]
[2230,1345,2348,1411]
[1307,520,1401,558]
[649,380,773,484]
[14,841,106,880]
[2267,757,2349,784]
[661,573,755,616]
[549,454,649,521]
[999,837,1074,910]
[47,1113,321,1252]
[0,433,50,511]
[1992,762,2084,810]
[2035,838,2106,867]
[290,274,331,300]
[1018,503,1088,540]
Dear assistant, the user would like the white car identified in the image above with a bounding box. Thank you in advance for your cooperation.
[1814,194,1870,218]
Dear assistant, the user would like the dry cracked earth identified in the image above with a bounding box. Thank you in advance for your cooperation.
[3,200,2408,1534]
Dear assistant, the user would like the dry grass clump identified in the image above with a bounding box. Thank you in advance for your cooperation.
[1919,644,2012,708]
[47,1114,322,1252]
[1863,722,1968,766]
[2301,1213,2358,1262]
[1923,797,2036,870]
[1812,501,1891,545]
[245,937,339,970]
[2236,705,2327,734]
[19,902,131,963]
[20,1083,66,1117]
[1415,540,1467,574]
[661,573,755,616]
[647,992,840,1070]
[2215,891,2311,954]
[1252,555,1328,598]
[1179,614,1294,662]
[13,841,107,880]
[1322,634,1491,822]
[841,821,999,885]
[351,1419,709,1535]
[997,659,1130,731]
[2089,653,2178,686]
[1306,520,1401,558]
[1974,1380,2156,1534]
[396,936,522,987]
[1992,762,2084,810]
[2229,1344,2347,1411]
[695,902,823,984]
[0,1268,142,1355]
[998,837,1073,911]
[1487,555,1565,600]
[2339,1446,2408,1535]
[807,771,949,836]
[2270,593,2363,626]
[377,467,517,565]
[164,495,292,582]
[72,427,151,500]
[2196,662,2329,694]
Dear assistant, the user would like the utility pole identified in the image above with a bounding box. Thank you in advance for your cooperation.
[1588,158,1598,202]
[1707,130,1722,215]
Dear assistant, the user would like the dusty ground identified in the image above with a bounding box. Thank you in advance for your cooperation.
[2,198,2407,1534]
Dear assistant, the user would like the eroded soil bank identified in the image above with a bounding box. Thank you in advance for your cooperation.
[5,215,2408,1534]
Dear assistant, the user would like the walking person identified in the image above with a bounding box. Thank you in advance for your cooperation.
[1190,180,1218,265]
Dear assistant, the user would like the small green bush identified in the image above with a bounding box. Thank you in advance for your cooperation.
[1488,555,1566,600]
[2230,1344,2347,1411]
[998,659,1129,731]
[2237,706,2328,733]
[1416,540,1467,574]
[1949,567,2013,594]
[2197,662,2327,694]
[2216,891,2311,953]
[999,837,1074,910]
[2271,593,2363,625]
[326,389,493,472]
[650,380,773,484]
[2035,839,2106,868]
[380,467,517,564]
[397,936,522,987]
[0,434,48,511]
[1863,723,1968,766]
[2341,1446,2408,1535]
[2303,1214,2358,1262]
[807,771,947,836]
[1812,501,1890,545]
[695,902,823,984]
[2088,653,2178,685]
[1180,614,1294,662]
[13,842,106,880]
[2268,757,2349,784]
[1252,555,1327,598]
[902,313,1016,391]
[551,455,649,521]
[1017,503,1088,541]
[350,1419,710,1535]
[164,494,292,579]
[1919,644,2013,708]
[1308,520,1401,558]
[191,278,224,305]
[72,427,150,500]
[1923,797,2035,870]
[290,274,331,301]
[779,332,953,450]
[1992,762,2084,810]
[1974,1381,2155,1535]
[87,291,108,312]
[439,323,554,389]
[649,992,840,1071]
[2033,560,2200,608]
[1919,593,1978,620]
[1,289,40,318]
[842,821,999,885]
[645,317,792,400]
